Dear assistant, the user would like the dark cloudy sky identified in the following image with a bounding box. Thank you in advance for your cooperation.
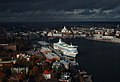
[0,0,120,22]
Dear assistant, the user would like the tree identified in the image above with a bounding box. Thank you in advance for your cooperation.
[0,70,5,82]
[32,66,40,77]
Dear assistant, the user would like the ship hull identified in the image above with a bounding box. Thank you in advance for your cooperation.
[53,39,78,58]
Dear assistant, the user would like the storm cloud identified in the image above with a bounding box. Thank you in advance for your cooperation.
[0,0,120,22]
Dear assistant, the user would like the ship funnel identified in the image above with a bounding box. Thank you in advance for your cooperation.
[70,43,73,47]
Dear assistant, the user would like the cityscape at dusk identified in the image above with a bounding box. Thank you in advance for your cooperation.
[0,0,120,82]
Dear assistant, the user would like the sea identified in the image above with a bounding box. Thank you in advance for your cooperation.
[1,21,120,82]
[62,37,120,82]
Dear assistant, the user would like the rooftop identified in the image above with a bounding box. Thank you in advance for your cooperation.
[38,41,50,46]
[42,79,58,82]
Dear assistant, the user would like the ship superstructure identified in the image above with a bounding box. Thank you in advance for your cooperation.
[53,39,78,57]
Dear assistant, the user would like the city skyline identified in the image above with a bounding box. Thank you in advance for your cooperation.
[0,0,120,22]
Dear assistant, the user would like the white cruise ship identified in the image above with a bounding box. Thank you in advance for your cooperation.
[53,39,78,57]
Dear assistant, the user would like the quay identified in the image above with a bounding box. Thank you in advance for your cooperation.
[38,40,93,82]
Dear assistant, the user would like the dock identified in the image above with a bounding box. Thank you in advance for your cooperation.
[38,41,93,82]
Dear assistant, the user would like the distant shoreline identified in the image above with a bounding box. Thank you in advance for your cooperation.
[86,37,120,44]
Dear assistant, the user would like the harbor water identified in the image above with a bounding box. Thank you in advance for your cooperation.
[49,37,120,82]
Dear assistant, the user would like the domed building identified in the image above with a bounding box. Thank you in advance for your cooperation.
[61,26,69,33]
